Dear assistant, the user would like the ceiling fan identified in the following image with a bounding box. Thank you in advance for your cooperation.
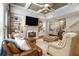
[37,3,57,13]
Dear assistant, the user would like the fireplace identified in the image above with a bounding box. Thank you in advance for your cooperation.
[27,30,37,38]
[28,32,36,37]
[27,31,37,43]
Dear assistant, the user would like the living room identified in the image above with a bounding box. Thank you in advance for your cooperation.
[0,3,79,56]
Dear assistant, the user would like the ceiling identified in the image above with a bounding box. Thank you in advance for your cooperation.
[13,3,67,14]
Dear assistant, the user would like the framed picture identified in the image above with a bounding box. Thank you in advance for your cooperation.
[38,20,43,32]
[49,18,66,35]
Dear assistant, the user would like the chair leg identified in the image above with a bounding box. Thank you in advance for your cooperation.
[47,52,53,56]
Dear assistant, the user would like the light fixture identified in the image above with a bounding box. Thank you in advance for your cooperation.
[37,3,54,14]
[44,10,48,13]
[44,4,49,7]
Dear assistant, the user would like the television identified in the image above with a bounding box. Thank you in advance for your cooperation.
[26,16,38,26]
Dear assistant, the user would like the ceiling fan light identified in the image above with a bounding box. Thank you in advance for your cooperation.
[44,10,48,13]
[44,4,49,7]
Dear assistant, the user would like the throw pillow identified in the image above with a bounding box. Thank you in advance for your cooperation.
[15,37,31,51]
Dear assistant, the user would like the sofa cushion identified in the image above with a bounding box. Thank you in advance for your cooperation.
[7,43,20,54]
[44,35,59,42]
[15,37,31,51]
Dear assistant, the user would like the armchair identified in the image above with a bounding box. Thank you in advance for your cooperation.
[2,40,42,56]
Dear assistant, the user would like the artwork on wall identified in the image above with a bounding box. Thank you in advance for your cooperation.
[10,15,24,34]
[38,20,43,32]
[49,18,66,35]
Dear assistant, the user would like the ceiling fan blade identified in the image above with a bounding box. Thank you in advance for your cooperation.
[37,3,58,13]
[37,7,46,13]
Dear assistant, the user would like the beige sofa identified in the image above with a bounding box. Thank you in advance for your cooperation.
[47,32,78,56]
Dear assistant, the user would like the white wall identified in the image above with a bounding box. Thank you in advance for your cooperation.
[54,4,79,32]
[4,3,9,39]
[0,4,4,39]
[68,20,79,31]
[54,4,79,17]
[66,15,79,32]
[10,4,45,37]
[46,4,79,32]
[66,15,79,29]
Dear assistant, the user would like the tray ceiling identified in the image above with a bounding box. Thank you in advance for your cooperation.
[13,3,67,14]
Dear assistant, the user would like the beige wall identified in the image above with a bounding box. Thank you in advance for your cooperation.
[10,4,46,38]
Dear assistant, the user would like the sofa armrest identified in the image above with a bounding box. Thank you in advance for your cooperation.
[48,40,67,49]
[20,48,37,56]
[2,41,12,56]
[32,44,43,56]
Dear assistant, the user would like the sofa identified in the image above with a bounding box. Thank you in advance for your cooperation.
[2,40,42,56]
[47,32,78,56]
